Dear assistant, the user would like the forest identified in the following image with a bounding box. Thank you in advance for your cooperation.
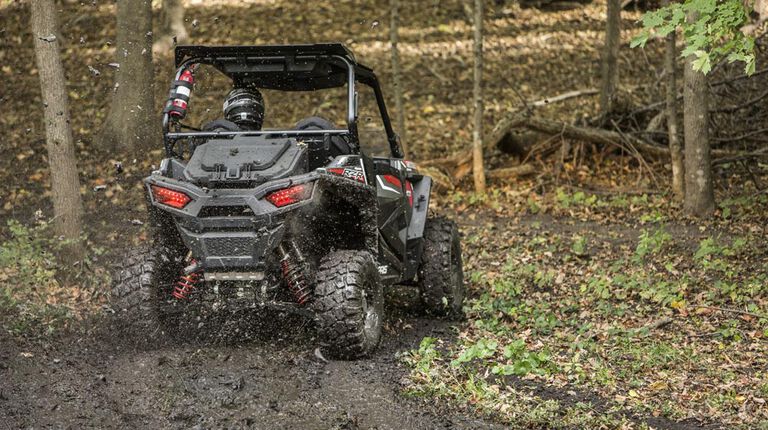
[1,0,767,428]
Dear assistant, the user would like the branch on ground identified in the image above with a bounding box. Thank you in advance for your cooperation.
[422,92,751,187]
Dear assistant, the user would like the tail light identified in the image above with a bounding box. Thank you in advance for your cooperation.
[151,185,192,209]
[405,180,414,207]
[265,183,312,208]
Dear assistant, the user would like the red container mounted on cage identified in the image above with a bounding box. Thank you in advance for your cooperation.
[165,66,196,121]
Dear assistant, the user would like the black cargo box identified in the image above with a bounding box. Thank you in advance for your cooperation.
[184,136,308,187]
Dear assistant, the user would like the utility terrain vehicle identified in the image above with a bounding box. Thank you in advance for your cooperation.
[111,44,464,358]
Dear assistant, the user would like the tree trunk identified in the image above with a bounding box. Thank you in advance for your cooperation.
[472,0,486,193]
[390,0,407,156]
[100,0,155,154]
[155,0,189,55]
[30,0,85,260]
[664,4,684,202]
[599,0,621,120]
[683,14,714,217]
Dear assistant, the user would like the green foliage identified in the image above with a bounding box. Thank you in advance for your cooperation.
[571,235,588,257]
[491,339,553,376]
[631,0,756,75]
[411,337,442,373]
[693,235,747,275]
[452,338,498,365]
[634,227,672,263]
[694,236,745,262]
[449,337,553,377]
[0,220,72,336]
[450,189,504,209]
[556,188,598,209]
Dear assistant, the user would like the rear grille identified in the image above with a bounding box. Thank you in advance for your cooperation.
[199,205,254,217]
[207,181,261,189]
[203,237,254,256]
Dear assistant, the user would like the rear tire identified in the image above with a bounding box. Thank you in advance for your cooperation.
[313,250,384,359]
[110,244,184,336]
[417,216,465,317]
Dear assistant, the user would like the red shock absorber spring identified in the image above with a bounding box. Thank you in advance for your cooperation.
[279,243,311,305]
[172,259,202,300]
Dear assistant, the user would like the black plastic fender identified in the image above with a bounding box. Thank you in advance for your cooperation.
[406,176,431,241]
[401,176,432,281]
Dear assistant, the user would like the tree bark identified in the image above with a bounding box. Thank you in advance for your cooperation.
[155,0,189,55]
[599,0,621,120]
[100,0,155,154]
[390,0,407,156]
[472,0,486,193]
[664,4,684,202]
[683,14,714,217]
[30,0,85,259]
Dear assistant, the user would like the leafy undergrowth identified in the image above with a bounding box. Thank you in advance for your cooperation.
[0,220,108,339]
[404,186,768,429]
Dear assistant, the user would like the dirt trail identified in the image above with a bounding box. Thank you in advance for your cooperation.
[0,313,503,430]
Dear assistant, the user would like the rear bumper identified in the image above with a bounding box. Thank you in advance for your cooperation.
[145,172,318,271]
[177,224,284,270]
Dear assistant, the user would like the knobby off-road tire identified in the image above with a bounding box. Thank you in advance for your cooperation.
[417,216,465,317]
[110,243,183,337]
[313,250,384,359]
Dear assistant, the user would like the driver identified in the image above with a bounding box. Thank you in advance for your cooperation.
[202,86,265,132]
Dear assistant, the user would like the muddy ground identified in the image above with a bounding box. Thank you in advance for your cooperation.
[0,210,722,430]
[0,310,506,430]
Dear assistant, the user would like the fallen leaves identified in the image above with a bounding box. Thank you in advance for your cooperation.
[411,186,768,427]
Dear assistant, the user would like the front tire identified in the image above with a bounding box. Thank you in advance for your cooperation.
[313,250,384,359]
[110,243,184,336]
[417,216,465,317]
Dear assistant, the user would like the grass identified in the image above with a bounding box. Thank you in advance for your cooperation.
[0,220,108,338]
[404,188,768,429]
[402,337,647,429]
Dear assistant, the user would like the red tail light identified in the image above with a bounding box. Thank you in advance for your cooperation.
[405,180,414,207]
[265,183,312,208]
[151,185,192,209]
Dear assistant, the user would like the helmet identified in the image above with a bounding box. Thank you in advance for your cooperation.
[223,87,264,130]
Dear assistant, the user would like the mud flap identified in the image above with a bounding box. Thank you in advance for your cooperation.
[313,175,379,256]
[403,177,431,280]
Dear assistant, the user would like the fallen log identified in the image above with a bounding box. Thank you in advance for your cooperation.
[425,110,741,184]
[511,114,740,158]
[487,164,537,179]
[420,89,598,171]
[439,112,670,182]
[519,114,672,157]
[418,165,455,190]
[528,88,598,108]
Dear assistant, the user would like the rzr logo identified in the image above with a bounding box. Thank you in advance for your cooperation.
[326,167,366,183]
[342,168,365,183]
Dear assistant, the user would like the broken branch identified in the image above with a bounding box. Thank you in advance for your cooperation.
[487,164,537,179]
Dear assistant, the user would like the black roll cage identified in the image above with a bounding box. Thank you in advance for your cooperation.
[162,45,403,159]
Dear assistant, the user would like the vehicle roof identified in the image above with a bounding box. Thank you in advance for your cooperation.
[174,44,378,91]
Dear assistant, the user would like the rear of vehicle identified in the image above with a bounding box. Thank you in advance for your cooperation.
[110,44,464,359]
